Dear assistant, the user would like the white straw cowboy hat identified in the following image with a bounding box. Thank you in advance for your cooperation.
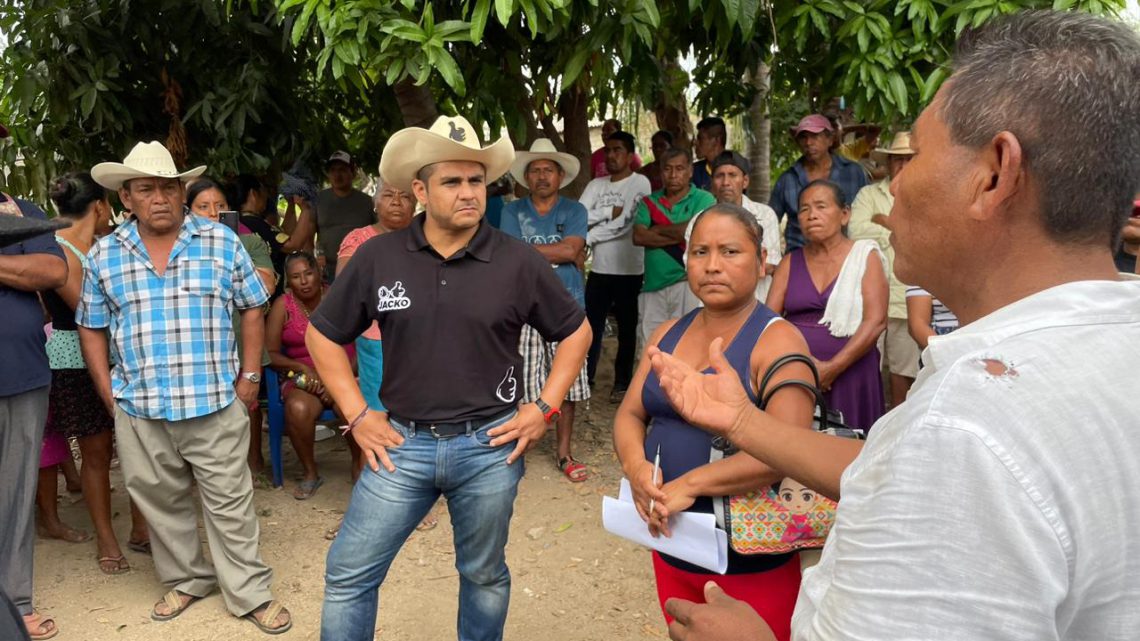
[509,138,580,189]
[379,115,514,193]
[872,131,915,162]
[90,141,206,190]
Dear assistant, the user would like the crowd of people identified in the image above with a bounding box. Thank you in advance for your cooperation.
[0,9,1138,641]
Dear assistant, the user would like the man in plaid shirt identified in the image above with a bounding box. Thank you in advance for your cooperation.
[76,142,291,634]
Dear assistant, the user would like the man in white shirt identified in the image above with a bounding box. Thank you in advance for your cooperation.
[650,11,1140,641]
[581,131,652,402]
[682,151,781,302]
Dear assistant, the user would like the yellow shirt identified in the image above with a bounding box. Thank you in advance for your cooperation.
[848,179,909,318]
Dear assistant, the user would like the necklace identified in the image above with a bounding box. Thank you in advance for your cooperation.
[295,296,316,318]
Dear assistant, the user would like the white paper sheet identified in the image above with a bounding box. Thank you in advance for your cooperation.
[602,478,728,574]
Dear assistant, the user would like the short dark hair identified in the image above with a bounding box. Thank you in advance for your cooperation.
[659,147,690,165]
[651,130,674,146]
[49,172,105,218]
[185,177,228,209]
[940,11,1140,248]
[697,117,727,144]
[690,203,764,252]
[800,179,848,209]
[607,131,636,154]
[232,174,263,214]
[711,150,751,175]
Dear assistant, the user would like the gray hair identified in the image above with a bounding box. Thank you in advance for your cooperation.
[940,10,1140,248]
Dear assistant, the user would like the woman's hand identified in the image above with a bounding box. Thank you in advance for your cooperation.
[648,477,699,538]
[811,358,840,392]
[299,366,326,396]
[629,459,668,524]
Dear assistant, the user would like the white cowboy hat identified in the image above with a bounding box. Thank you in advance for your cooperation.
[90,141,207,191]
[509,138,580,189]
[872,131,915,162]
[379,115,514,193]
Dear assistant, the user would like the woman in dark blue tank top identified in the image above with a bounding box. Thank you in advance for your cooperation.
[614,204,817,641]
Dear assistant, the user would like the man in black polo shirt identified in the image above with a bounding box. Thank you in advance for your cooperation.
[306,115,591,641]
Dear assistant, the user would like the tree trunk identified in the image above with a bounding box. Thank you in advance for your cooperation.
[653,56,693,154]
[392,77,439,129]
[556,84,591,199]
[745,61,772,203]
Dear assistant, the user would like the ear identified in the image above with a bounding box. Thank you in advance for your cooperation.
[411,179,429,205]
[970,131,1024,223]
[118,186,132,210]
[741,174,751,190]
[758,246,768,276]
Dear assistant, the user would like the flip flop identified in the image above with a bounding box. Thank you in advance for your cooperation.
[557,456,589,483]
[22,611,58,640]
[293,476,324,500]
[127,538,151,555]
[97,555,130,575]
[244,600,293,635]
[150,590,202,622]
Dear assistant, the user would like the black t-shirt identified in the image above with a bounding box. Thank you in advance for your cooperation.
[310,217,585,422]
[0,195,65,396]
[240,214,286,295]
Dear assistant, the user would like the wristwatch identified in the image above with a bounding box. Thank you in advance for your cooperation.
[241,371,262,384]
[535,398,561,424]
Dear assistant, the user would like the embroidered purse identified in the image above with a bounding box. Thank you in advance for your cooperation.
[710,354,863,555]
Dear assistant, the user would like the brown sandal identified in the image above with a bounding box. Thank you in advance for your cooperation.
[244,600,293,635]
[151,590,202,622]
[97,555,130,575]
[22,611,58,640]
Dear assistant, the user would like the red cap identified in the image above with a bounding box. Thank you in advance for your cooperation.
[791,114,833,136]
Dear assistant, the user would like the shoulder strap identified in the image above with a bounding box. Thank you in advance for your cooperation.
[54,236,87,264]
[757,353,821,403]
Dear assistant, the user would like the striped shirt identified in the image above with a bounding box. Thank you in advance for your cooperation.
[76,214,269,421]
[905,286,959,335]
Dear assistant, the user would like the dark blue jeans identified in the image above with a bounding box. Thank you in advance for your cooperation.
[320,412,524,641]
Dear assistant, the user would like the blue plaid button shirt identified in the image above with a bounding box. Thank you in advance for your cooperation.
[76,214,270,421]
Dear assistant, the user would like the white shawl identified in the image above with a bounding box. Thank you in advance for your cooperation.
[819,239,886,338]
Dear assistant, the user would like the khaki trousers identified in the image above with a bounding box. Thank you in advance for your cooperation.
[114,401,273,616]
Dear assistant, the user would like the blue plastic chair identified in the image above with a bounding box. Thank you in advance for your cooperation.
[265,368,336,488]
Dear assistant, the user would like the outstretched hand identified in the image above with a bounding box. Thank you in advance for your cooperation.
[647,337,753,439]
[665,582,777,641]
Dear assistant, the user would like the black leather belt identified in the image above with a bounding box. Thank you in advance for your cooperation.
[388,409,515,439]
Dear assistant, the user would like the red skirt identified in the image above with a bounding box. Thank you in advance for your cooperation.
[651,551,801,641]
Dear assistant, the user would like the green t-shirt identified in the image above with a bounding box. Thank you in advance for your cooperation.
[237,233,274,367]
[635,185,716,292]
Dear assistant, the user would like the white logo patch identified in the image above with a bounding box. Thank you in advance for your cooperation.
[495,366,518,403]
[377,281,412,312]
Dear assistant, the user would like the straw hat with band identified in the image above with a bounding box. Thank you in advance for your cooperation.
[380,115,514,194]
[871,131,915,163]
[90,141,206,191]
[508,138,580,189]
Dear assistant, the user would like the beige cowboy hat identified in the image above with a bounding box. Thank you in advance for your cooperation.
[872,131,915,162]
[91,141,206,190]
[380,115,514,193]
[509,138,580,189]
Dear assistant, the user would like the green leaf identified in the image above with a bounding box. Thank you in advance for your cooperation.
[638,0,661,28]
[385,57,406,85]
[433,47,467,95]
[562,46,590,88]
[888,71,909,114]
[721,0,741,27]
[920,66,949,103]
[471,0,491,42]
[518,0,539,37]
[495,0,514,26]
[291,1,318,45]
[80,88,96,118]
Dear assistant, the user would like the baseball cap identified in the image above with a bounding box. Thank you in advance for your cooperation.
[326,150,354,167]
[790,114,833,136]
[710,150,751,174]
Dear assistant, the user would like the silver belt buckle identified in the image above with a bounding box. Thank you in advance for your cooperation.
[429,424,442,438]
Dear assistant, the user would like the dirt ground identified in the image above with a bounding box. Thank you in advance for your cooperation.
[32,343,669,641]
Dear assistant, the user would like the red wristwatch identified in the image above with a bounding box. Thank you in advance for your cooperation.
[535,399,561,423]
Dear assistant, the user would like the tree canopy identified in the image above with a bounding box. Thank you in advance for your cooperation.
[0,0,1124,202]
